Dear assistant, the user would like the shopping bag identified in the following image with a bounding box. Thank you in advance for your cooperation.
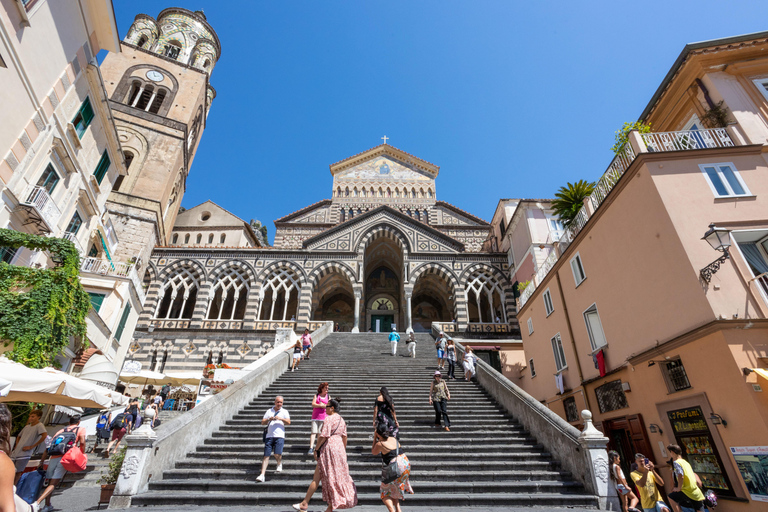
[60,446,88,473]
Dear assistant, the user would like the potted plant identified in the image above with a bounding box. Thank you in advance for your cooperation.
[98,447,126,505]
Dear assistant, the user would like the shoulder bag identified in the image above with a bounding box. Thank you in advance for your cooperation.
[315,417,341,457]
[381,444,403,483]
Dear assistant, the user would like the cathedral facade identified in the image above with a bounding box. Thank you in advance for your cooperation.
[131,144,519,372]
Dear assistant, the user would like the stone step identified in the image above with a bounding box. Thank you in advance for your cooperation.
[204,436,538,446]
[184,450,553,461]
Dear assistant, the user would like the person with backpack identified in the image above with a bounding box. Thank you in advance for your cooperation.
[160,383,171,402]
[35,415,86,512]
[104,408,133,458]
[93,410,112,453]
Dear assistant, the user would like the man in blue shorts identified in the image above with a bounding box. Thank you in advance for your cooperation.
[256,396,290,482]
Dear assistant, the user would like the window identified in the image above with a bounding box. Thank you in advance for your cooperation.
[137,35,148,48]
[114,303,132,341]
[172,234,178,244]
[208,234,214,244]
[583,304,607,350]
[551,333,567,372]
[93,151,111,184]
[148,89,166,114]
[699,163,750,197]
[220,234,226,244]
[570,253,586,285]
[595,380,629,413]
[184,234,190,244]
[88,292,106,312]
[1,247,18,264]
[72,97,95,139]
[661,358,692,393]
[65,211,82,235]
[163,43,181,60]
[527,317,533,335]
[563,396,579,422]
[196,234,202,244]
[124,151,134,170]
[753,78,768,102]
[543,288,554,316]
[159,351,168,373]
[528,358,536,378]
[36,164,60,195]
[499,218,507,239]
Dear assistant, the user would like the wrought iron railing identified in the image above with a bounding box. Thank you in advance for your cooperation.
[641,128,733,153]
[63,232,84,255]
[22,186,61,230]
[80,257,146,304]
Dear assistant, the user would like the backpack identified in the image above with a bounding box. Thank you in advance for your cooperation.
[48,426,79,456]
[110,413,127,430]
[15,468,45,504]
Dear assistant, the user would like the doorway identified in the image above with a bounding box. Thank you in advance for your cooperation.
[602,414,655,495]
[371,315,392,333]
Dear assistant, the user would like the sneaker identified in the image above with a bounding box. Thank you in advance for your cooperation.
[291,368,295,372]
[40,506,53,512]
[276,463,283,472]
[307,448,314,455]
[256,474,265,483]
[31,504,40,512]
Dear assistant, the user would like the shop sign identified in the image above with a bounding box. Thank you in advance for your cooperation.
[668,407,708,433]
[730,446,768,502]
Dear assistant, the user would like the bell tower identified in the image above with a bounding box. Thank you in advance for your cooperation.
[99,8,220,267]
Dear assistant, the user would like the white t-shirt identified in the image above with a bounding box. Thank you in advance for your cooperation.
[263,407,290,438]
[613,464,626,490]
[12,422,47,459]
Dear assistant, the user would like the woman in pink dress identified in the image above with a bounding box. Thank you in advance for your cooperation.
[293,398,357,511]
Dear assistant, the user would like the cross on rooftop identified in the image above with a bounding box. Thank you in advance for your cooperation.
[381,135,389,145]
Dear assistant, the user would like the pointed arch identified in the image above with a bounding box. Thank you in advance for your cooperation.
[154,262,205,319]
[355,223,411,256]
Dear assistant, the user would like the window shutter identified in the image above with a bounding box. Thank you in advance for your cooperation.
[93,151,111,184]
[81,97,95,126]
[114,303,132,341]
[88,292,105,312]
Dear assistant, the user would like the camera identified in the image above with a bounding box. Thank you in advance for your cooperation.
[644,458,650,465]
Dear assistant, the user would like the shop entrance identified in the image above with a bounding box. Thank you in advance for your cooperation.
[602,415,654,487]
[371,315,393,333]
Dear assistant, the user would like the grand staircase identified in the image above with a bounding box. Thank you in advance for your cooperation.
[131,333,598,508]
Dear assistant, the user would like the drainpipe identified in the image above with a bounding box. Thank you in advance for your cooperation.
[554,271,593,413]
[695,78,716,110]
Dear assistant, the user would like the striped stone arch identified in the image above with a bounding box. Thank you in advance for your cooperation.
[307,261,358,289]
[157,258,207,283]
[459,263,516,325]
[206,260,258,321]
[209,259,257,286]
[256,260,308,324]
[409,262,464,324]
[256,260,308,287]
[458,263,510,287]
[152,259,207,321]
[355,223,411,255]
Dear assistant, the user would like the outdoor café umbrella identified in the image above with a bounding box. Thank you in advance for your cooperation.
[118,370,168,387]
[163,371,203,386]
[0,357,111,409]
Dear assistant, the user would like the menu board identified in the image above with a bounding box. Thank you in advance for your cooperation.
[667,406,733,495]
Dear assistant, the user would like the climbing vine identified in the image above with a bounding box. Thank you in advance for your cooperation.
[0,229,91,368]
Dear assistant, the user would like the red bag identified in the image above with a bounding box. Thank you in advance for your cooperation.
[60,446,87,473]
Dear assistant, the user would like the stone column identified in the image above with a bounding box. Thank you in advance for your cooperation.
[351,289,361,333]
[296,286,313,332]
[404,288,413,334]
[578,410,620,511]
[109,423,157,509]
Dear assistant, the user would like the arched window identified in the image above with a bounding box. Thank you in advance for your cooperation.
[134,85,154,110]
[259,267,301,321]
[148,89,167,114]
[163,41,182,60]
[220,234,226,244]
[340,209,345,222]
[216,351,223,365]
[370,187,375,197]
[159,351,168,373]
[411,188,416,198]
[172,233,179,244]
[123,151,134,170]
[155,267,201,319]
[395,188,400,198]
[465,268,506,324]
[345,187,350,197]
[137,35,148,49]
[386,188,392,198]
[415,210,421,221]
[423,209,429,224]
[150,350,158,371]
[378,187,383,198]
[203,58,211,70]
[196,234,202,244]
[336,187,341,198]
[184,234,190,244]
[419,188,424,198]
[361,188,366,198]
[208,234,214,244]
[207,266,249,320]
[357,208,362,216]
[126,81,142,106]
[427,188,433,198]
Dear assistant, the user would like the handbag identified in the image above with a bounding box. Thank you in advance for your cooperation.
[315,420,340,457]
[60,445,88,473]
[381,445,402,484]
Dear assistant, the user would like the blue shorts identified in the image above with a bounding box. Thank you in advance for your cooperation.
[437,349,445,358]
[263,437,284,457]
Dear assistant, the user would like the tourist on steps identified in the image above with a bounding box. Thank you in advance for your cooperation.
[405,332,416,358]
[374,387,400,439]
[308,382,330,455]
[435,332,447,370]
[372,422,413,512]
[292,398,358,511]
[257,396,291,482]
[388,327,400,356]
[301,328,313,359]
[445,339,457,379]
[291,339,303,372]
[429,371,451,431]
[462,346,478,381]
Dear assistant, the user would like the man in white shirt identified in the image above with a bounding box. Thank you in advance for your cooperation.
[11,409,47,484]
[256,396,291,483]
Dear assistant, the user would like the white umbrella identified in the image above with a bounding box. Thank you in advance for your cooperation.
[118,370,168,387]
[163,371,202,386]
[0,357,111,409]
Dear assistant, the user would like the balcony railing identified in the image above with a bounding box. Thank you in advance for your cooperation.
[63,233,84,255]
[81,257,146,304]
[17,187,61,233]
[519,127,736,308]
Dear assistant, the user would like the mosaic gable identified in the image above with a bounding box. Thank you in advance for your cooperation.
[335,156,434,183]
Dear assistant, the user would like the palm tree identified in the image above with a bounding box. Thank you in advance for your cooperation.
[551,180,595,227]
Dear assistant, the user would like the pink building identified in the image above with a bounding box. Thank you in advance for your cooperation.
[515,32,768,510]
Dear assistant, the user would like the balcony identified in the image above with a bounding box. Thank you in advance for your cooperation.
[63,233,85,256]
[13,187,61,234]
[519,127,736,308]
[80,257,146,304]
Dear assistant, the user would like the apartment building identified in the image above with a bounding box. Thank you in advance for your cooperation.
[515,31,768,509]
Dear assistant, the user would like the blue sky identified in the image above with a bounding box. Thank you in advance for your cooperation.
[113,1,765,243]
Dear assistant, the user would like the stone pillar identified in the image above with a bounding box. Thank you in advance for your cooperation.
[578,410,620,511]
[108,423,157,509]
[137,282,162,329]
[351,289,361,333]
[189,282,211,329]
[404,289,413,334]
[296,286,313,332]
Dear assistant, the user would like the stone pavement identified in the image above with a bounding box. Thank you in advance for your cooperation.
[51,485,602,512]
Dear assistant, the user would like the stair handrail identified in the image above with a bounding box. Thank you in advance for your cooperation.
[454,342,618,510]
[109,321,334,509]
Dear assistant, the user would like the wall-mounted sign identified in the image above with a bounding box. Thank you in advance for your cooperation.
[730,446,768,502]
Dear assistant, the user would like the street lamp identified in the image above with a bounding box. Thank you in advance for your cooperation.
[700,224,731,283]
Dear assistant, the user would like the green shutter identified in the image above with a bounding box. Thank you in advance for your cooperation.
[114,303,132,341]
[88,292,105,312]
[93,151,110,184]
[80,97,94,125]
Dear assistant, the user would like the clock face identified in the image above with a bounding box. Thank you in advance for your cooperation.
[146,70,164,82]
